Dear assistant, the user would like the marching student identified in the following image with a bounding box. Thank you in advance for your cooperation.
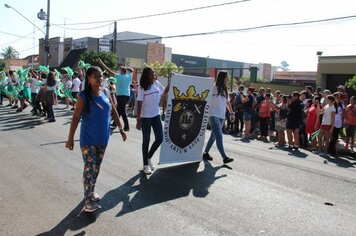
[98,58,133,132]
[65,75,73,109]
[66,66,127,212]
[30,70,40,115]
[71,71,81,110]
[202,71,234,164]
[136,67,170,175]
[45,72,58,122]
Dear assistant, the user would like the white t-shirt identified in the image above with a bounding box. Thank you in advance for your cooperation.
[210,85,229,119]
[137,80,164,118]
[66,80,72,90]
[322,104,336,125]
[30,78,40,93]
[80,79,85,91]
[72,77,81,92]
[7,77,14,86]
[334,104,344,128]
[2,77,9,86]
[102,78,109,89]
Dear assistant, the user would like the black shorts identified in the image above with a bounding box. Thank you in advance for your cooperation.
[71,92,79,99]
[286,120,301,130]
[346,125,355,138]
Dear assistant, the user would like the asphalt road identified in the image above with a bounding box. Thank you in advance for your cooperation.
[0,104,356,236]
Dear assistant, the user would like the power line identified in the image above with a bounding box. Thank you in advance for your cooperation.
[0,28,44,48]
[52,0,251,26]
[117,14,356,42]
[51,22,113,31]
[0,30,35,39]
[18,44,39,54]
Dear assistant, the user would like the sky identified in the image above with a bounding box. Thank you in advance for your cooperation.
[1,0,356,71]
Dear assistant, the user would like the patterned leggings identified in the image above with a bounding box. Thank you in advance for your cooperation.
[81,145,107,202]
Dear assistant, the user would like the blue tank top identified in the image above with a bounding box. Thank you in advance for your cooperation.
[79,90,111,146]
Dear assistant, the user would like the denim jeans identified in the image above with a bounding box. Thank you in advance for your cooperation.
[141,115,163,166]
[204,116,228,158]
[46,103,55,120]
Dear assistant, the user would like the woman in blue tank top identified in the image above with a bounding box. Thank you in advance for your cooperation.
[66,66,127,212]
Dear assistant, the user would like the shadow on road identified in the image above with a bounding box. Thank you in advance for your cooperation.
[320,155,356,168]
[37,161,227,235]
[0,108,44,131]
[269,146,308,158]
[35,201,95,236]
[0,105,73,131]
[39,139,79,146]
[114,160,226,217]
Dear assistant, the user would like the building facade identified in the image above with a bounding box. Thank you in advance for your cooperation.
[317,55,356,96]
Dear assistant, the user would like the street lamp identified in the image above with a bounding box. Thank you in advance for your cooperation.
[4,2,50,66]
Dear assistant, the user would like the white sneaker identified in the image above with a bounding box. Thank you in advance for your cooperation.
[143,165,152,175]
[148,159,155,171]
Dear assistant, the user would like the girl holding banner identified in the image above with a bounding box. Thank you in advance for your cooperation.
[136,67,170,175]
[202,71,235,164]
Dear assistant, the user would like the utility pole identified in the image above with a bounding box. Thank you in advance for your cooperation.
[113,21,117,54]
[44,0,50,66]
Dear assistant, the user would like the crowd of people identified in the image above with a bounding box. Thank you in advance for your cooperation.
[223,84,355,157]
[1,64,355,212]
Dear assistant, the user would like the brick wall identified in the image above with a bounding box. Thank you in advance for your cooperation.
[146,42,164,64]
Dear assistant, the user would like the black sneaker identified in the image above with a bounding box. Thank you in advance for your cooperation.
[48,119,56,123]
[124,127,130,132]
[203,153,213,161]
[223,157,234,164]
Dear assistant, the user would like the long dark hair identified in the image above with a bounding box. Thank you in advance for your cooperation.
[46,72,56,87]
[84,66,102,113]
[216,71,228,97]
[140,67,153,91]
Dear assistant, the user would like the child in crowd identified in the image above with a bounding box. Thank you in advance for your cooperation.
[344,96,356,152]
[317,95,336,157]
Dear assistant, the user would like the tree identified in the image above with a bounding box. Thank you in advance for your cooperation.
[239,76,250,87]
[280,60,290,71]
[80,50,118,70]
[345,74,356,90]
[0,59,6,71]
[1,46,19,59]
[146,61,183,78]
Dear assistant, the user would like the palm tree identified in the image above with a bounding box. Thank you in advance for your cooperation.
[1,46,19,59]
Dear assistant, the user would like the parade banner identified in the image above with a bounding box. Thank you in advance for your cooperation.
[159,74,214,164]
